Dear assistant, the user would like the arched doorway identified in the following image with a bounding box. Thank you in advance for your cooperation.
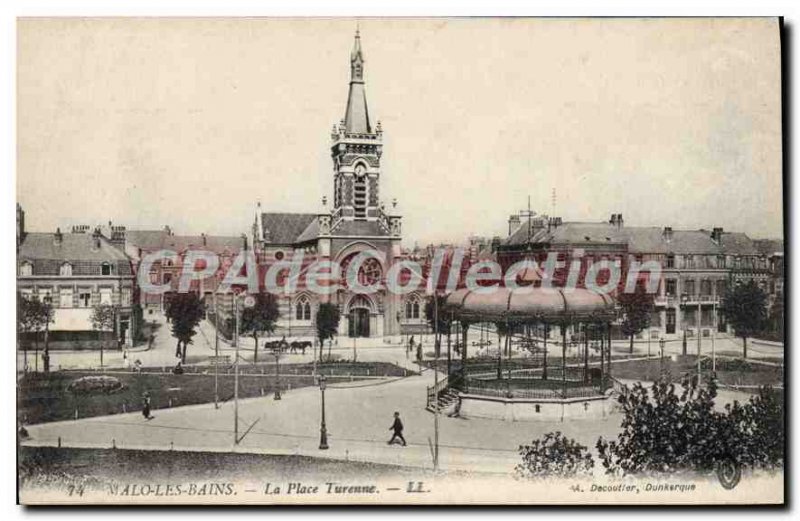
[348,295,372,338]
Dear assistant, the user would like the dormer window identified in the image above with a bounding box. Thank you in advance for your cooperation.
[101,262,111,276]
[60,262,73,276]
[19,261,33,276]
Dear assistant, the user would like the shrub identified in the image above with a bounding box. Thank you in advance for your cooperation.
[67,376,124,395]
[596,379,784,476]
[516,431,594,479]
[319,354,343,364]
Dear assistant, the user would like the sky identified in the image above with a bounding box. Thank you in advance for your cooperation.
[17,17,783,246]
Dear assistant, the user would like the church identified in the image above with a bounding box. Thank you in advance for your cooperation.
[251,30,427,339]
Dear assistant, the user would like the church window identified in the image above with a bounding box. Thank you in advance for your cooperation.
[295,296,311,321]
[405,296,421,320]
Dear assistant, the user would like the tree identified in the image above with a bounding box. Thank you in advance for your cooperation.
[17,293,35,371]
[21,296,54,372]
[596,379,783,477]
[315,302,340,363]
[516,431,595,479]
[617,288,654,354]
[90,303,116,368]
[239,292,279,363]
[767,294,784,340]
[720,281,768,359]
[165,292,206,363]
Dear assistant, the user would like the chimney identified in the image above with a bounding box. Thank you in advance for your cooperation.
[53,227,63,246]
[609,214,617,226]
[16,204,25,250]
[663,226,673,242]
[92,227,102,250]
[508,214,521,236]
[164,225,173,236]
[616,214,624,229]
[110,225,126,250]
[711,227,723,244]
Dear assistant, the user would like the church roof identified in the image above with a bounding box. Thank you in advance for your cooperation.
[260,213,317,245]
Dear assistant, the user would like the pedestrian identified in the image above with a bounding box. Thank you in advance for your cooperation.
[148,333,154,349]
[387,411,407,446]
[408,335,415,353]
[133,359,142,373]
[123,348,130,370]
[142,392,152,420]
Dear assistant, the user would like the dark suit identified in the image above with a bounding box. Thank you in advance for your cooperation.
[388,417,406,445]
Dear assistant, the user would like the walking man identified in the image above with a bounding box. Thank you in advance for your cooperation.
[387,411,407,446]
[142,391,153,420]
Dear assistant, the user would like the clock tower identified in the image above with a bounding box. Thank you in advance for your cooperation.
[330,28,383,221]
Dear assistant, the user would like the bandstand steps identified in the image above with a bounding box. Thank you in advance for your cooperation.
[426,389,460,414]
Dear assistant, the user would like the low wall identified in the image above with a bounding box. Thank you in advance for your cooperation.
[458,392,613,422]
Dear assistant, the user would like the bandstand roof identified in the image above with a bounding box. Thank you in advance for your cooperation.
[444,286,616,323]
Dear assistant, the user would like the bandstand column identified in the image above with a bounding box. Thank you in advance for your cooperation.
[607,322,613,378]
[561,323,567,399]
[542,323,548,380]
[600,325,605,383]
[584,322,589,383]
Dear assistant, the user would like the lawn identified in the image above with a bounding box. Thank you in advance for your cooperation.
[18,362,414,425]
[609,356,783,388]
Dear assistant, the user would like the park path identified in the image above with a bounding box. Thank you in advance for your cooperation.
[22,367,625,474]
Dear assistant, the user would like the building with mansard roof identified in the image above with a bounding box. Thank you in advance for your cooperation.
[251,31,425,339]
[119,226,246,313]
[498,211,777,343]
[16,205,138,350]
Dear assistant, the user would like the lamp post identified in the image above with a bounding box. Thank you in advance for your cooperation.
[274,349,282,400]
[396,310,405,358]
[233,292,255,445]
[318,375,329,450]
[659,338,666,378]
[680,294,689,356]
[697,303,702,385]
[213,291,219,409]
[234,292,240,444]
[711,299,717,377]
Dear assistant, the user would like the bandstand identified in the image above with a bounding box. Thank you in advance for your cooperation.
[428,286,619,422]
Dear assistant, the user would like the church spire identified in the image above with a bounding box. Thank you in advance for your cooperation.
[344,28,371,134]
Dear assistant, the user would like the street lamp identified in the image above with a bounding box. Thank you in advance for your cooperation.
[659,338,666,378]
[396,310,407,359]
[680,294,689,356]
[318,374,329,450]
[274,349,282,400]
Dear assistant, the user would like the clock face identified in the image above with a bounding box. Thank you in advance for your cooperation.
[355,164,366,177]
